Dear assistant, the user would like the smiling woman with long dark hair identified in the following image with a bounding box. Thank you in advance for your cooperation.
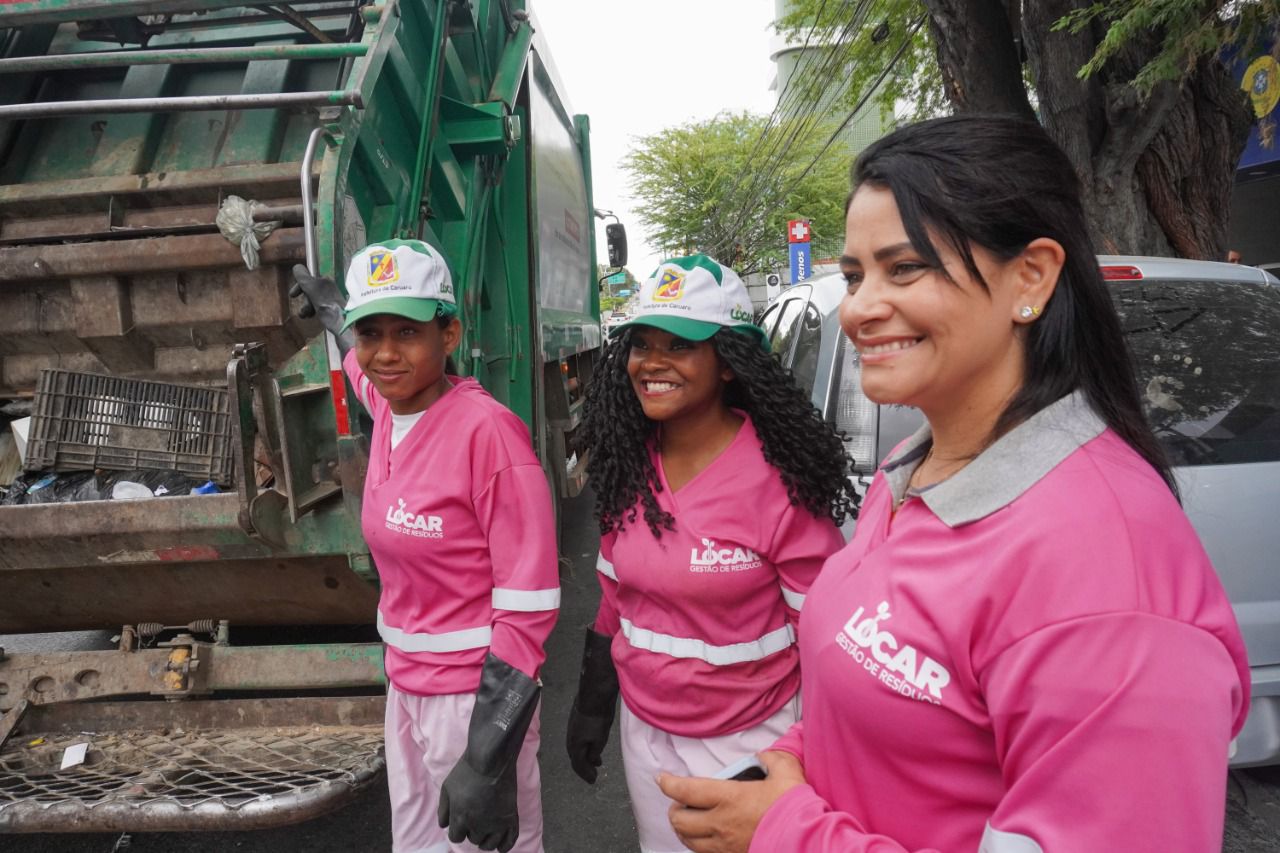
[659,115,1250,853]
[564,254,859,852]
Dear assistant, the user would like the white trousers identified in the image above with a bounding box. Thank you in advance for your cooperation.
[385,685,544,853]
[619,695,801,853]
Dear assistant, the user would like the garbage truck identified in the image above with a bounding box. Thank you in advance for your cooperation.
[0,0,615,832]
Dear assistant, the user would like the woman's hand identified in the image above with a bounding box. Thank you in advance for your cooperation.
[658,750,806,853]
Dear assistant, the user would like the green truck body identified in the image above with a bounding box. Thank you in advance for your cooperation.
[0,0,601,831]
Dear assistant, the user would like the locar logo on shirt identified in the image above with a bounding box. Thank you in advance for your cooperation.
[385,498,444,539]
[834,601,951,705]
[688,538,762,573]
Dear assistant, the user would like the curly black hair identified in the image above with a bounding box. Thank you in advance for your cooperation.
[580,326,862,537]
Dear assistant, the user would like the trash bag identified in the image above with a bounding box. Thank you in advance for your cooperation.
[1,470,209,506]
[215,195,281,270]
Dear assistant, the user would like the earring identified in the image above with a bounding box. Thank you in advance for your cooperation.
[1020,306,1040,319]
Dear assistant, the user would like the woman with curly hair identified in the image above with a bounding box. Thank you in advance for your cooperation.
[564,254,859,853]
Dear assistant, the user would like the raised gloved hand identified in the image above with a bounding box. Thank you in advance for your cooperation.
[290,264,353,350]
[438,653,540,852]
[565,628,619,784]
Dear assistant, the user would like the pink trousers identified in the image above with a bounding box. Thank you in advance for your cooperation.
[385,684,544,853]
[619,694,801,853]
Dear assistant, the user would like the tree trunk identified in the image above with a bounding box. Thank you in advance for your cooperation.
[920,0,1035,119]
[925,0,1252,259]
[1137,57,1253,260]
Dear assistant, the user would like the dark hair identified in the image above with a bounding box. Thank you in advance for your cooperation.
[851,113,1177,497]
[581,326,862,537]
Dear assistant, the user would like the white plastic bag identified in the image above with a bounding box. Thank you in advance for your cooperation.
[216,195,281,270]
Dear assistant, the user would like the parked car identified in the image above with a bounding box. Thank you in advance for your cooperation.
[761,256,1280,767]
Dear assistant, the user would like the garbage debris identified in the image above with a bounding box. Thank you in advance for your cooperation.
[9,416,30,464]
[0,432,20,487]
[216,195,281,270]
[60,742,88,770]
[110,481,156,501]
[1,469,212,506]
[0,399,32,418]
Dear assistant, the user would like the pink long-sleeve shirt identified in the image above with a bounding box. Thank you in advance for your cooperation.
[593,415,845,738]
[752,392,1249,853]
[346,351,559,696]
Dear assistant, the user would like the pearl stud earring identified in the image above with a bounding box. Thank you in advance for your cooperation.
[1020,306,1041,319]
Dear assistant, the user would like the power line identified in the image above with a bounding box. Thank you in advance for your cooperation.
[715,2,875,237]
[734,13,927,265]
[715,0,903,262]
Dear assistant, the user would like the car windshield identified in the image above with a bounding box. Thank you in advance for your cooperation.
[1112,278,1280,466]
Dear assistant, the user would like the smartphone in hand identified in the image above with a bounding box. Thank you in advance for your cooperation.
[712,753,767,782]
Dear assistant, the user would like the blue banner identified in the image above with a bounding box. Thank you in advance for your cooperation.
[1227,40,1280,171]
[789,241,812,283]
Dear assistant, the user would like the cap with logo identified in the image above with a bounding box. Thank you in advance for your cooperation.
[613,254,765,347]
[340,239,458,331]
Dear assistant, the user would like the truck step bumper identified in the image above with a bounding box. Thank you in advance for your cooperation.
[0,696,385,832]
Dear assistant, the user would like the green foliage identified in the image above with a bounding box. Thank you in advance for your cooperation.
[783,0,1279,113]
[778,0,947,123]
[1055,0,1280,94]
[600,295,628,313]
[623,110,852,275]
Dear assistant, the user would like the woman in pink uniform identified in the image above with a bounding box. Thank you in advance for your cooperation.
[564,254,860,853]
[293,239,558,853]
[659,115,1251,852]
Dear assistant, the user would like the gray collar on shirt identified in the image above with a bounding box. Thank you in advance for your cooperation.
[881,391,1106,528]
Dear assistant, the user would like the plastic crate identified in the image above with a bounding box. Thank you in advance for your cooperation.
[24,369,235,486]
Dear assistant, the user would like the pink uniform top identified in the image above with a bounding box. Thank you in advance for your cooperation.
[593,415,845,738]
[752,392,1250,853]
[345,351,559,696]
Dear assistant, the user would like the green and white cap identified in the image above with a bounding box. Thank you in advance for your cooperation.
[341,239,457,331]
[615,254,765,346]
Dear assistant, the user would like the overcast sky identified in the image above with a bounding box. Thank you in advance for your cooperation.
[531,0,781,278]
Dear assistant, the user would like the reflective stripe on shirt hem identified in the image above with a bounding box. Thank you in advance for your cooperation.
[492,586,561,611]
[377,610,492,654]
[596,552,617,581]
[780,585,805,611]
[619,618,795,666]
[979,823,1044,853]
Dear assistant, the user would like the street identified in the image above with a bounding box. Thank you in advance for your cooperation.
[4,488,1280,852]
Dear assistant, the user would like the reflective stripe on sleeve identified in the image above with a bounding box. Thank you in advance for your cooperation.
[492,586,561,612]
[619,618,795,666]
[377,610,492,654]
[596,552,617,581]
[979,823,1044,853]
[780,585,805,611]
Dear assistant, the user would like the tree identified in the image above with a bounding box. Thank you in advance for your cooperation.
[778,0,1279,259]
[623,111,852,275]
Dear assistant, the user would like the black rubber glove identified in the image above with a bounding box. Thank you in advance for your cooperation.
[290,264,354,358]
[438,653,540,852]
[565,628,619,784]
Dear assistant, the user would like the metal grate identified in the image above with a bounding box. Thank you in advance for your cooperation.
[0,726,384,830]
[24,369,235,485]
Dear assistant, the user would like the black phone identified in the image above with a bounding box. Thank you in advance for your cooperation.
[730,764,767,782]
[714,754,768,782]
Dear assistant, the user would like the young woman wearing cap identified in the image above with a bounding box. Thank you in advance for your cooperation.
[564,254,860,853]
[657,116,1250,852]
[292,240,558,853]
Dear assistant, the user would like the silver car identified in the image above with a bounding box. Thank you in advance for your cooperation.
[761,255,1280,767]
